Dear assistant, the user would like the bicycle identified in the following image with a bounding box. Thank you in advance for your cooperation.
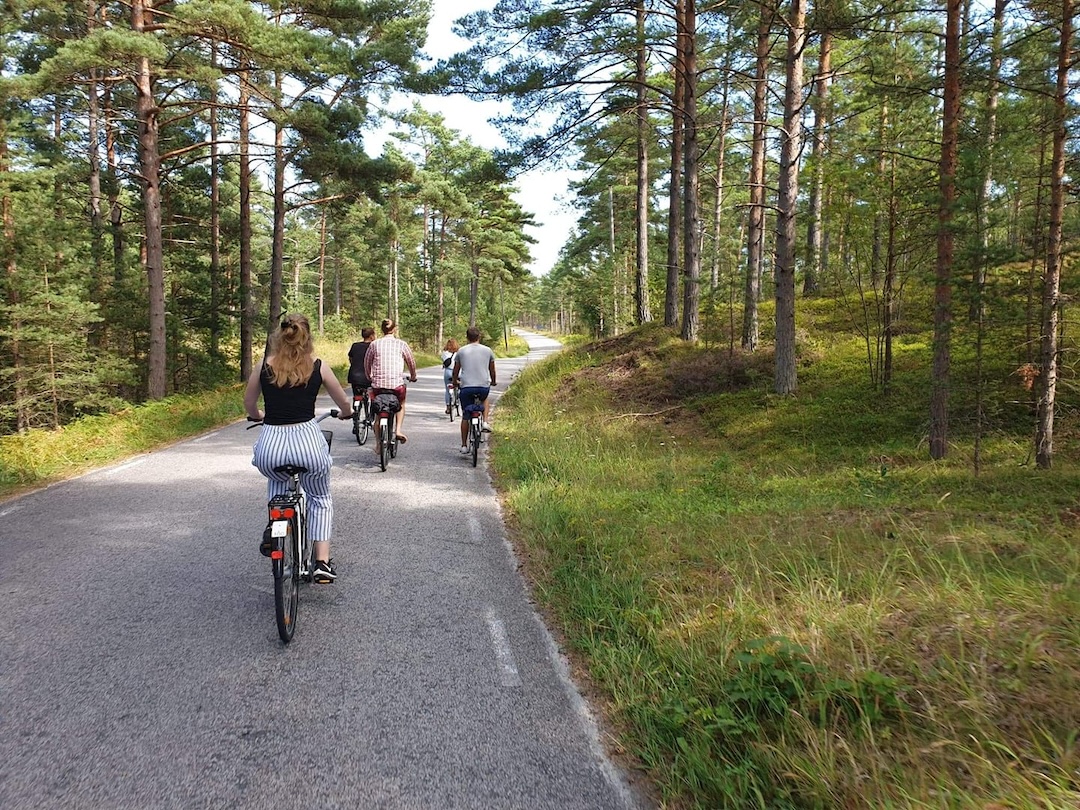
[372,376,409,472]
[461,389,485,468]
[446,381,460,422]
[248,410,337,643]
[351,388,373,446]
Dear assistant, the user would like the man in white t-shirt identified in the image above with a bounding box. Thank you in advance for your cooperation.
[451,326,497,454]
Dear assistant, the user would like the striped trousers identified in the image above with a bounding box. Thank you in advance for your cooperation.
[252,420,333,543]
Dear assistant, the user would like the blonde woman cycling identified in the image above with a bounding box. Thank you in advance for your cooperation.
[244,314,352,583]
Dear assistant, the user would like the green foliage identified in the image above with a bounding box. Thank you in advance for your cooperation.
[0,287,134,429]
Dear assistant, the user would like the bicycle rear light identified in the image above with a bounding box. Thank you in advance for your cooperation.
[270,550,284,560]
[269,507,296,520]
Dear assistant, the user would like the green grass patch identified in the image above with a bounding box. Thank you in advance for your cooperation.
[0,386,246,495]
[491,323,1080,809]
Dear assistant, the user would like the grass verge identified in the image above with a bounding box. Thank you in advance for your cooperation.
[491,323,1080,809]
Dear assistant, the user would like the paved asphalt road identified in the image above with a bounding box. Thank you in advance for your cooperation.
[0,331,651,810]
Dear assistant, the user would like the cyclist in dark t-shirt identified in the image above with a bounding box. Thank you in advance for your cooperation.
[347,326,376,396]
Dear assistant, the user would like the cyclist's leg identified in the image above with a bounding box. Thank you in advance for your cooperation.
[394,385,408,442]
[480,388,492,429]
[299,466,334,581]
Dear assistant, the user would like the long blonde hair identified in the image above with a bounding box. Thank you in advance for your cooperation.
[267,314,315,387]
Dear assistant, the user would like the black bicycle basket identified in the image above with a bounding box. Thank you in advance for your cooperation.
[373,392,401,414]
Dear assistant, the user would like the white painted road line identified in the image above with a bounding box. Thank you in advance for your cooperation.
[485,606,523,688]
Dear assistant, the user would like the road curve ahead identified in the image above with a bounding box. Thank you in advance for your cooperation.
[0,329,650,810]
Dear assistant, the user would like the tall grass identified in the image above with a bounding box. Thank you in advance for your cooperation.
[491,323,1080,809]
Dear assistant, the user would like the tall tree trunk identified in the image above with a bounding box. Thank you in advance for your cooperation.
[929,0,962,460]
[872,99,889,288]
[635,0,651,324]
[392,237,400,325]
[133,0,167,400]
[2,121,28,431]
[87,0,106,349]
[104,84,124,284]
[1025,133,1049,366]
[803,29,831,296]
[318,206,328,334]
[209,43,221,360]
[969,0,1006,321]
[1035,0,1072,469]
[773,0,806,394]
[883,152,898,393]
[680,0,701,342]
[743,3,773,350]
[268,71,286,334]
[239,64,254,379]
[665,4,684,328]
[711,37,732,293]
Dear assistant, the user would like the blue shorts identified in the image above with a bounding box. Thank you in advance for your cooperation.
[459,386,489,411]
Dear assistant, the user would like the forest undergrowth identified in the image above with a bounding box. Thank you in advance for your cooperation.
[491,321,1080,809]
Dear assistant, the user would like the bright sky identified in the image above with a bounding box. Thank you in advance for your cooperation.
[369,1,579,277]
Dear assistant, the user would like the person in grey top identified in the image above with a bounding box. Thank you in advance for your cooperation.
[451,326,497,453]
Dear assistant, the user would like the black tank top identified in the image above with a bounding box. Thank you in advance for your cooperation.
[260,358,322,425]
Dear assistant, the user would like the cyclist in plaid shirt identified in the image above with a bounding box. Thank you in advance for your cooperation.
[364,318,418,444]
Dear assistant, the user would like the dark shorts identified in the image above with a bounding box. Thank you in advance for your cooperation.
[372,385,407,405]
[459,386,489,410]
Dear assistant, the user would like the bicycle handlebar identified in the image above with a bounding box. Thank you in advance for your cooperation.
[246,409,340,429]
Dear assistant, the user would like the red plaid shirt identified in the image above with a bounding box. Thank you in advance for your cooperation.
[364,335,417,390]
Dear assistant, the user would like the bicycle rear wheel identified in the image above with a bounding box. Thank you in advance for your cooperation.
[470,417,480,467]
[273,517,300,642]
[378,416,389,471]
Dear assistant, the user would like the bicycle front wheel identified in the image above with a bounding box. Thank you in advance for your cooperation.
[356,409,370,445]
[273,518,300,642]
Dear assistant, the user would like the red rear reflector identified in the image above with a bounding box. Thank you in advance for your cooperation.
[270,508,283,519]
[270,550,283,560]
[282,508,295,519]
